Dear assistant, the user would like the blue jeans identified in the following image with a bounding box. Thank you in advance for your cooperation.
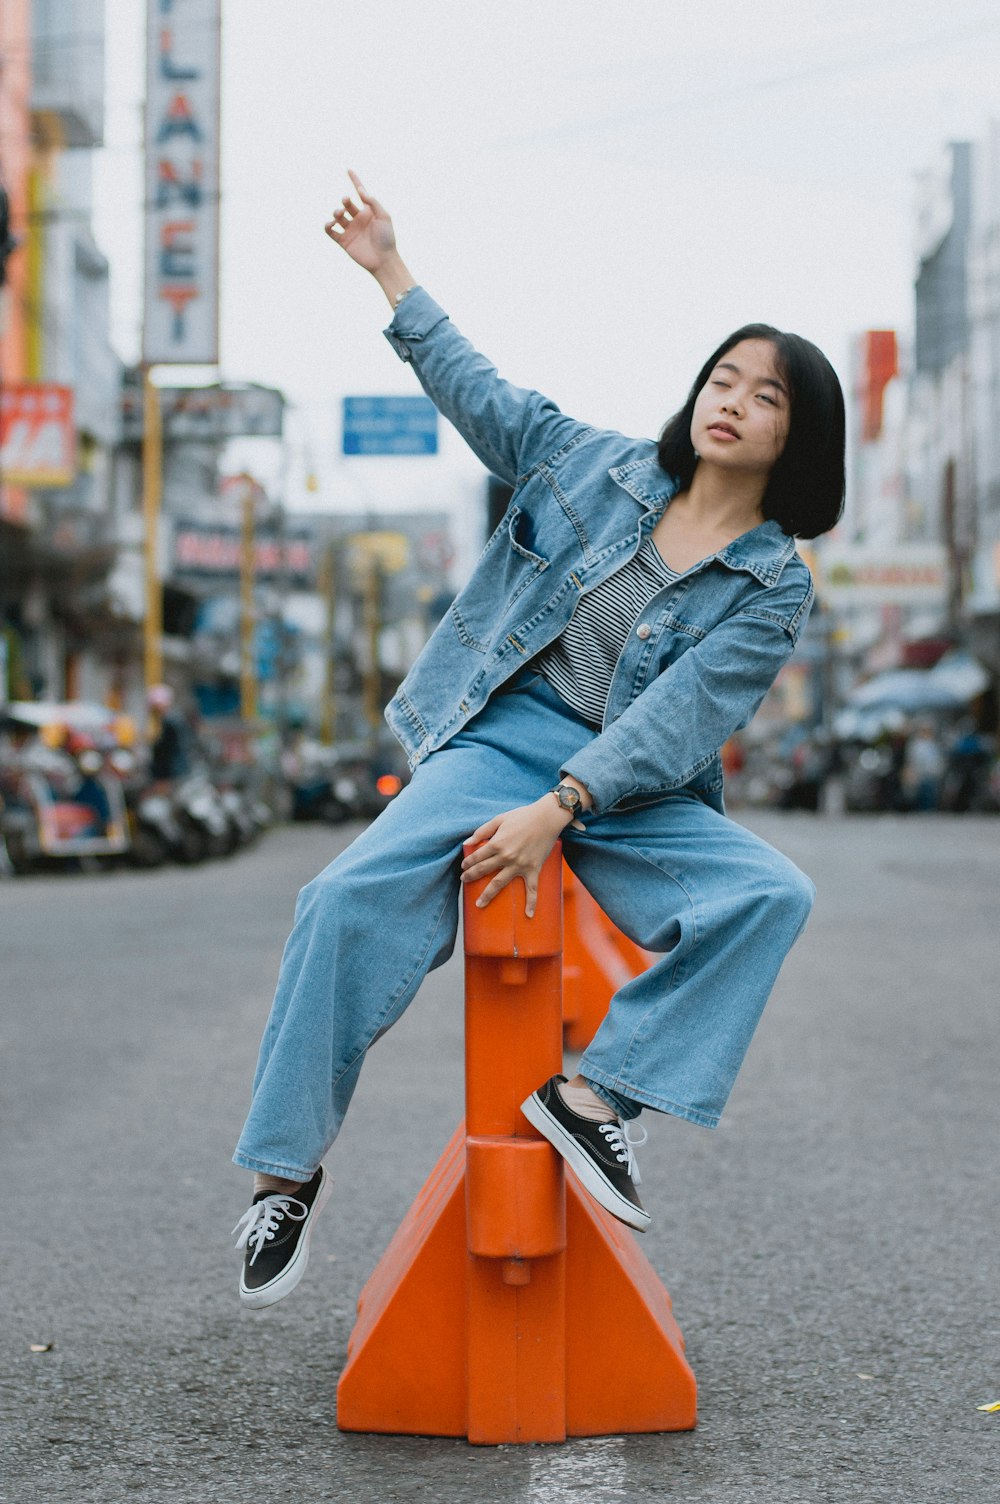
[234,673,815,1180]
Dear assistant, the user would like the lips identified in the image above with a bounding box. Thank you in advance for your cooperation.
[707,422,739,439]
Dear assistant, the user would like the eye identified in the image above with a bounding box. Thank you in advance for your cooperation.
[757,393,776,406]
[712,380,730,389]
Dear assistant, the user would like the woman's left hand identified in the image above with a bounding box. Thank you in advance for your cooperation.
[461,797,583,917]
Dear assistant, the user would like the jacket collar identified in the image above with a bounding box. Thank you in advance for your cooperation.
[609,456,798,587]
[715,521,798,587]
[608,454,678,511]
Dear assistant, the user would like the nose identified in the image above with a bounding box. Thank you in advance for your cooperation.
[720,392,743,416]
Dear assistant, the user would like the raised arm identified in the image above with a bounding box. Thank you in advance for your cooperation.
[325,173,588,485]
[324,170,416,311]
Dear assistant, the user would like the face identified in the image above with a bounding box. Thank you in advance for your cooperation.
[690,339,791,477]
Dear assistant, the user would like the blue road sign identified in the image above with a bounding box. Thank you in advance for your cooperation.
[342,396,438,456]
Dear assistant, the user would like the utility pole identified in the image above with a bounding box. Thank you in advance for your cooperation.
[0,173,22,703]
[319,540,337,745]
[362,555,382,742]
[272,500,290,743]
[141,366,164,693]
[239,478,258,723]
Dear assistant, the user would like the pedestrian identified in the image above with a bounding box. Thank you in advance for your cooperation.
[146,684,194,784]
[231,171,846,1310]
[901,721,945,811]
[943,718,991,812]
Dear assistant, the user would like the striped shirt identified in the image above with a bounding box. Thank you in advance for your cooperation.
[534,536,680,727]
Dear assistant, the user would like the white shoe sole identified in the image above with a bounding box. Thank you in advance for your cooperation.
[238,1169,333,1310]
[521,1092,650,1233]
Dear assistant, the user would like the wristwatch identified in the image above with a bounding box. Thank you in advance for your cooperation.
[551,782,583,816]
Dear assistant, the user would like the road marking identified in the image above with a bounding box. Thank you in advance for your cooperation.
[528,1436,627,1500]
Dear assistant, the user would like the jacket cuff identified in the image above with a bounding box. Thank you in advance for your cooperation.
[560,739,638,817]
[383,287,450,360]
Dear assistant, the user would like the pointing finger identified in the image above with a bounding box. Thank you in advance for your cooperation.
[348,169,385,214]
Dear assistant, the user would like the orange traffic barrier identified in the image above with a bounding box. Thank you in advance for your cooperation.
[562,864,657,1053]
[336,845,696,1443]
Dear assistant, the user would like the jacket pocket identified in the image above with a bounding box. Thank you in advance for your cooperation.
[505,505,548,568]
[449,505,549,652]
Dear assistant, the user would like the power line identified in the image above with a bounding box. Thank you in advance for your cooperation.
[498,14,1000,150]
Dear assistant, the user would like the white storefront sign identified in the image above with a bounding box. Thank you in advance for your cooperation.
[143,0,221,364]
[817,544,948,606]
[967,542,1000,614]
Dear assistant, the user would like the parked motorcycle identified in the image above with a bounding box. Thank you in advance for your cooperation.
[1,701,280,875]
[171,771,234,859]
[285,735,408,825]
[117,758,202,867]
[214,766,271,851]
[0,709,131,878]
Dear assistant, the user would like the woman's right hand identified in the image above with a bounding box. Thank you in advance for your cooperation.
[324,170,398,275]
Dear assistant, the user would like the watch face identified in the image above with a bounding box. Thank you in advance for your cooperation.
[556,784,580,810]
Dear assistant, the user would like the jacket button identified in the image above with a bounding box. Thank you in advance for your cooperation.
[635,623,652,640]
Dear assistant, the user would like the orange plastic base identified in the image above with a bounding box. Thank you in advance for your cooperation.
[336,1125,696,1441]
[336,846,696,1444]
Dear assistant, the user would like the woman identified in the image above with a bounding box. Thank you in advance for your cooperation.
[231,172,846,1310]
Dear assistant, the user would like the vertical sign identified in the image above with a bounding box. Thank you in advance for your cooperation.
[143,0,221,364]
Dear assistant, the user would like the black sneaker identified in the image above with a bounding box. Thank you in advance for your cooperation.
[232,1166,332,1310]
[521,1075,650,1233]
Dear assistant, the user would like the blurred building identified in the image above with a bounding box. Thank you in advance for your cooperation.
[966,121,1000,677]
[903,130,1000,686]
[812,130,1000,732]
[0,0,125,706]
[302,510,456,745]
[114,377,294,718]
[908,141,975,623]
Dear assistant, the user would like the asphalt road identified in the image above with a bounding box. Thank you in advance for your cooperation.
[2,812,997,1503]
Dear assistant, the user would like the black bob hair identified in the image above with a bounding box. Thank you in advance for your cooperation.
[657,323,846,539]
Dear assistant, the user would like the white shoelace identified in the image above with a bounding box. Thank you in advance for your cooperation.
[598,1120,649,1184]
[231,1193,308,1266]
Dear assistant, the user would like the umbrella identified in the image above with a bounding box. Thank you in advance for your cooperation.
[848,650,991,714]
[5,700,118,730]
[926,650,990,701]
[848,670,969,713]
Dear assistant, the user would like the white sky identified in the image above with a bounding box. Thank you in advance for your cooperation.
[94,0,1000,545]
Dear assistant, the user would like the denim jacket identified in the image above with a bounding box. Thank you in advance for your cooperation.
[383,288,814,816]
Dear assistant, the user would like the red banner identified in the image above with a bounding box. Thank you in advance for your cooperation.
[0,384,76,486]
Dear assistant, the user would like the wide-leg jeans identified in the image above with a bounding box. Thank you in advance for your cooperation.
[234,672,815,1181]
